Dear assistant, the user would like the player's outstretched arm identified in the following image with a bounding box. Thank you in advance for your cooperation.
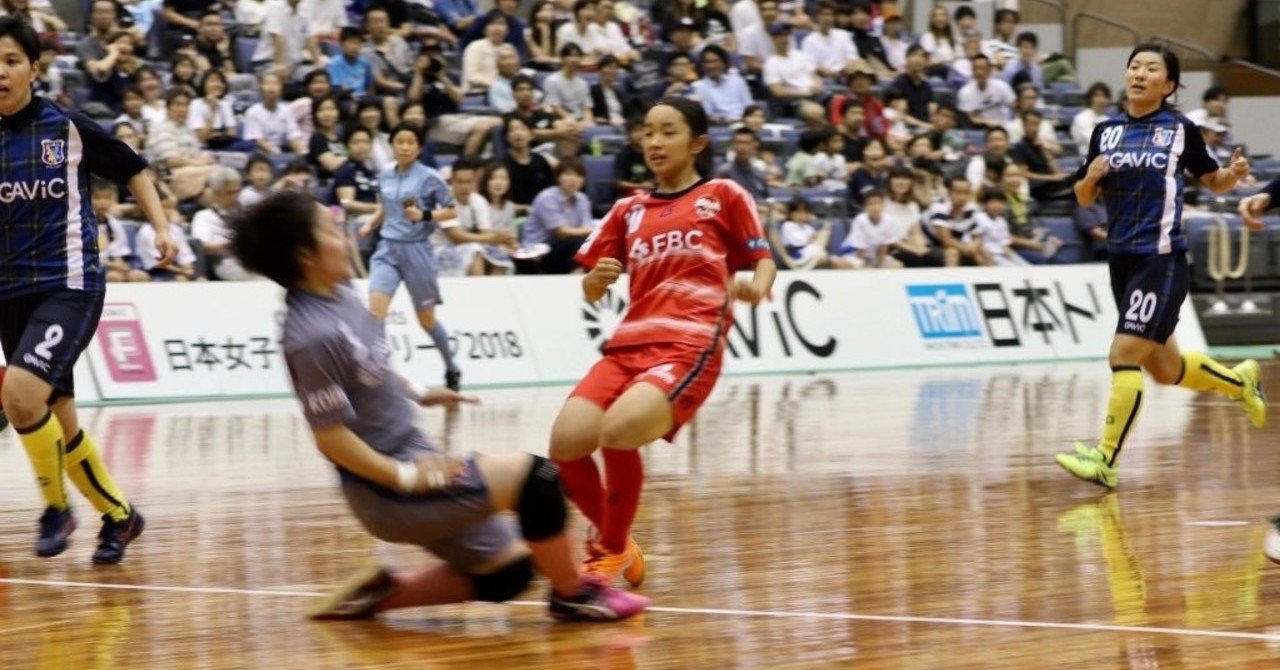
[583,257,623,303]
[1074,155,1108,207]
[734,258,777,305]
[312,424,464,493]
[127,171,178,266]
[1201,147,1251,194]
[1239,177,1280,230]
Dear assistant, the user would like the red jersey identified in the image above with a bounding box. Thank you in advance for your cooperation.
[575,178,771,352]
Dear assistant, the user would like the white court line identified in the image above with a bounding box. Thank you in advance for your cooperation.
[1186,520,1250,527]
[2,577,1279,643]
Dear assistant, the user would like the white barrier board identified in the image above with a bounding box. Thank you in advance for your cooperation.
[79,266,1205,401]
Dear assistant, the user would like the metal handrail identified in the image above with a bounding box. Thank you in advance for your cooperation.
[1206,215,1255,314]
[1148,34,1218,63]
[1225,57,1280,82]
[1022,0,1067,57]
[1070,11,1141,54]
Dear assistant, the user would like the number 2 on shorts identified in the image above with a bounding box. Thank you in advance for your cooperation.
[1125,290,1158,325]
[33,324,64,360]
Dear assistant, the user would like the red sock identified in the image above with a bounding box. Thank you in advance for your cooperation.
[601,447,644,554]
[553,455,605,528]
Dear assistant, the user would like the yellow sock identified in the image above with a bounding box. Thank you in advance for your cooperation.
[16,411,68,510]
[64,430,130,522]
[1098,368,1144,465]
[1177,351,1245,397]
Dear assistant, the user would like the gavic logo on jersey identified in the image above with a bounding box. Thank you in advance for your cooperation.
[1105,152,1168,170]
[40,139,66,167]
[0,178,66,203]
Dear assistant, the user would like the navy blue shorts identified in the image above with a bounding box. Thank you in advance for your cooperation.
[0,289,104,400]
[1109,252,1189,345]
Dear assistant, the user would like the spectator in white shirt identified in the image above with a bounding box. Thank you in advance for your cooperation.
[543,43,595,124]
[957,54,1016,128]
[301,0,346,41]
[189,70,251,151]
[1186,86,1229,128]
[191,167,251,280]
[879,13,910,72]
[833,189,901,269]
[800,1,859,79]
[250,0,325,81]
[435,157,517,276]
[918,6,958,69]
[973,187,1028,266]
[1070,82,1113,157]
[137,218,198,281]
[1004,84,1057,153]
[462,11,510,93]
[147,88,215,201]
[693,44,754,125]
[738,0,788,74]
[555,0,604,62]
[239,155,276,208]
[593,0,639,63]
[244,72,307,155]
[762,22,824,125]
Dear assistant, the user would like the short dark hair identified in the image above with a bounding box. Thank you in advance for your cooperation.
[935,102,958,116]
[979,187,1006,204]
[511,73,537,90]
[555,156,585,178]
[388,121,422,145]
[906,44,927,58]
[1203,85,1229,102]
[862,187,886,202]
[1015,31,1038,47]
[953,5,976,21]
[451,155,484,175]
[1085,81,1112,102]
[558,42,583,58]
[485,9,507,27]
[700,44,730,66]
[121,85,144,99]
[90,179,119,196]
[245,153,274,176]
[339,26,362,42]
[1020,108,1043,123]
[985,126,1009,140]
[732,127,758,141]
[230,191,320,289]
[344,125,373,144]
[303,69,331,87]
[970,53,991,67]
[597,54,619,69]
[995,8,1020,24]
[165,87,194,105]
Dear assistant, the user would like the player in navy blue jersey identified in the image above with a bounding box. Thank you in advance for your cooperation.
[1055,44,1266,488]
[0,17,176,562]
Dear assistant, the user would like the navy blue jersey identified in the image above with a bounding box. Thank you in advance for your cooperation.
[1073,108,1219,255]
[0,98,149,300]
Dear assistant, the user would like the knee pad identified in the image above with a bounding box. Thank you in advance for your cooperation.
[469,556,533,603]
[516,455,567,542]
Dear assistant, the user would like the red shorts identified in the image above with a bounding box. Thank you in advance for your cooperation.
[570,341,724,442]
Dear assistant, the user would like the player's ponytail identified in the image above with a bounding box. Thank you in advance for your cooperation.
[1127,43,1182,110]
[651,96,714,178]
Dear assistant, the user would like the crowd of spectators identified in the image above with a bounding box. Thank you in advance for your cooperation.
[25,0,1242,279]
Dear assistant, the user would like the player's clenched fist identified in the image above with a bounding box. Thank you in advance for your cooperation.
[586,257,624,288]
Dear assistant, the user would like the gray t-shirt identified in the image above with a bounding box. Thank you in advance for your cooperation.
[283,284,435,471]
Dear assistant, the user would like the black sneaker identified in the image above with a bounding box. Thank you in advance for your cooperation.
[36,506,76,557]
[0,409,9,432]
[92,508,145,564]
[445,369,462,392]
[309,566,396,620]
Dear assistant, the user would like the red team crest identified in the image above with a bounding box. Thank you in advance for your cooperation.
[694,195,721,219]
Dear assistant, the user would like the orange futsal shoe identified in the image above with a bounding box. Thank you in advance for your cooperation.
[585,536,646,588]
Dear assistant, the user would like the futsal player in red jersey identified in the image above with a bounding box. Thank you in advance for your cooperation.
[549,97,778,585]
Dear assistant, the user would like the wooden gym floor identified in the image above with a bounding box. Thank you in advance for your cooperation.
[3,360,1280,669]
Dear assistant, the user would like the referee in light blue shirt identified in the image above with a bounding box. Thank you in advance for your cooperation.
[360,122,463,390]
[0,17,175,563]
